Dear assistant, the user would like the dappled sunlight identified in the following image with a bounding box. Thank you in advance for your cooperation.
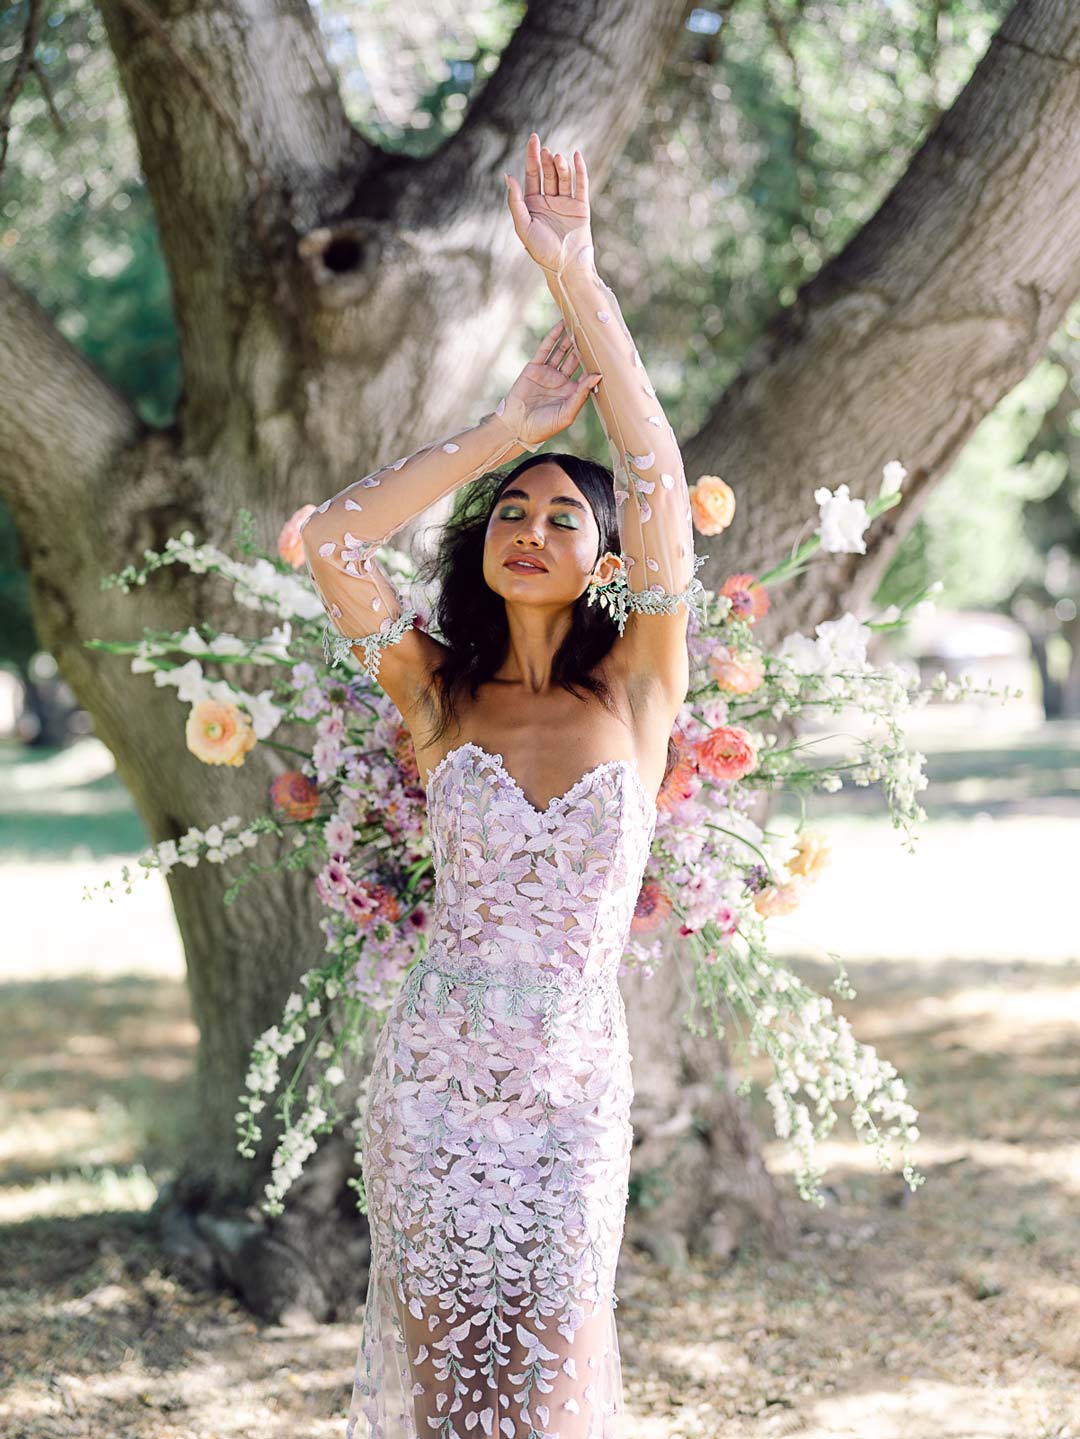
[767,813,1079,964]
[0,1165,158,1224]
[3,720,1079,1434]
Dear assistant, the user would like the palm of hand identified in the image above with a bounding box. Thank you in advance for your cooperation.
[508,357,589,446]
[517,193,590,271]
[506,135,594,272]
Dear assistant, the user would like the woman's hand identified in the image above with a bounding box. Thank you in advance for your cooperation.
[504,132,592,273]
[500,319,601,448]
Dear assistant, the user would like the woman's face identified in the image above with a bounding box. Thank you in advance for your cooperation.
[482,462,606,608]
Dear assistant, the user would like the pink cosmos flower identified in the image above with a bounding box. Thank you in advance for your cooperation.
[630,880,673,933]
[714,903,739,938]
[720,573,770,624]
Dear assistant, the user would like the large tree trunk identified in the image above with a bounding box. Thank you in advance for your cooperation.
[3,0,1080,1318]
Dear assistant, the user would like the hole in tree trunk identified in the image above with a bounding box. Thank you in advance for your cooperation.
[322,236,364,274]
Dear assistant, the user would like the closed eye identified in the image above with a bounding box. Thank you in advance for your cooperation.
[497,507,578,528]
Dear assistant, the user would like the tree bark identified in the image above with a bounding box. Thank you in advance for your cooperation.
[685,0,1080,648]
[4,0,1080,1317]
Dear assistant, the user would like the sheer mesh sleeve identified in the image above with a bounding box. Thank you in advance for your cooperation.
[540,226,707,636]
[300,403,539,683]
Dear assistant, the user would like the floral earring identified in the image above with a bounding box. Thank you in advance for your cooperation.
[585,552,631,636]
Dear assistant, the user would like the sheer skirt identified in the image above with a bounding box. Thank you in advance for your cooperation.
[346,946,633,1439]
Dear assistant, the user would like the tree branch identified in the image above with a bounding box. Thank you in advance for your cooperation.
[0,0,45,174]
[424,0,691,221]
[297,0,690,325]
[93,0,375,440]
[682,0,1080,633]
[0,271,140,533]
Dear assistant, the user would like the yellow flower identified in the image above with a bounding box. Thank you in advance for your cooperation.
[753,878,806,917]
[185,699,258,767]
[708,643,764,694]
[689,474,736,535]
[788,830,830,880]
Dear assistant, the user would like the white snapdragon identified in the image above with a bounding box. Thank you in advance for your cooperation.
[814,482,871,554]
[879,459,907,499]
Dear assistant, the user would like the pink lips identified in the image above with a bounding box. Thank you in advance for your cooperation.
[503,558,547,572]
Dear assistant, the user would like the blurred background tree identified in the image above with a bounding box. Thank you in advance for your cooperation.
[3,0,1079,1312]
[3,0,1077,718]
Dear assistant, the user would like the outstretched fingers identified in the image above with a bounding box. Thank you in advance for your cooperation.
[525,132,542,196]
[572,149,589,207]
[530,320,567,364]
[539,144,558,195]
[504,171,531,240]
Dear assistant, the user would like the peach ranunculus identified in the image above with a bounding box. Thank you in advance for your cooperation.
[270,770,320,821]
[277,504,317,568]
[788,829,830,880]
[753,878,807,917]
[689,474,736,536]
[692,724,759,782]
[720,572,770,624]
[656,738,699,814]
[708,643,765,695]
[186,699,258,767]
[630,880,673,933]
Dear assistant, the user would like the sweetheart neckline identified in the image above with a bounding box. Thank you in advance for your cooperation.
[425,740,656,819]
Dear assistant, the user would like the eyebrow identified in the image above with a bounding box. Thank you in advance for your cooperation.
[497,488,588,512]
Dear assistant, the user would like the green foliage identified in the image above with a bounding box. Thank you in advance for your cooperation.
[0,0,180,423]
[881,355,1071,612]
[2,0,1075,687]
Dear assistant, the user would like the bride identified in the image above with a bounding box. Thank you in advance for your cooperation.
[301,131,706,1439]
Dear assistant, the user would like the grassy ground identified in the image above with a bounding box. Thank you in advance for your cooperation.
[2,712,1079,1438]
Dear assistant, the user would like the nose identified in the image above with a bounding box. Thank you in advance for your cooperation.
[514,525,545,549]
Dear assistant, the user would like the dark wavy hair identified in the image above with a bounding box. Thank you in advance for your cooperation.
[413,451,678,787]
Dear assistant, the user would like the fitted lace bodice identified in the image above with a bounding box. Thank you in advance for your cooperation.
[423,742,657,975]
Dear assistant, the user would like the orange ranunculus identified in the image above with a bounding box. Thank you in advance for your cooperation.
[692,724,758,782]
[689,474,736,536]
[656,747,699,813]
[630,879,673,933]
[753,878,806,917]
[270,770,320,821]
[720,572,770,624]
[185,699,258,767]
[277,504,317,568]
[788,830,830,880]
[392,722,420,784]
[708,643,765,695]
[655,728,698,812]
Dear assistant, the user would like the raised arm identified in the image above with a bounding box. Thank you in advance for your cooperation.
[504,137,707,646]
[301,321,600,685]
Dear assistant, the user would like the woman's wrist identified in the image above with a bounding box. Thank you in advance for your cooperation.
[487,396,542,454]
[532,223,596,280]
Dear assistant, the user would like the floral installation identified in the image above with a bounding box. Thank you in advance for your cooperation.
[86,457,1019,1216]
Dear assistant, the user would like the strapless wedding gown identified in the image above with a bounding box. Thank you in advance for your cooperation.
[346,739,658,1439]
